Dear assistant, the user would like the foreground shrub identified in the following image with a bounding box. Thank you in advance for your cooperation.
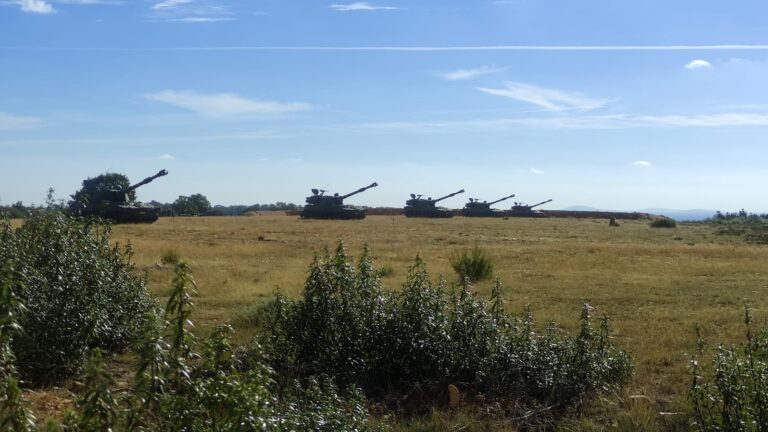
[689,308,768,431]
[449,245,494,282]
[650,218,677,228]
[261,242,633,418]
[0,212,153,384]
[1,260,376,431]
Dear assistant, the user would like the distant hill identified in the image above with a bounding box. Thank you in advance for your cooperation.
[562,206,715,221]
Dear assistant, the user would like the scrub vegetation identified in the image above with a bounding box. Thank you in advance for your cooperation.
[1,212,768,430]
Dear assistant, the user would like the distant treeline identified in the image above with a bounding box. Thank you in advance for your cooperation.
[707,209,768,223]
[150,201,302,217]
[0,201,31,218]
[1,198,302,218]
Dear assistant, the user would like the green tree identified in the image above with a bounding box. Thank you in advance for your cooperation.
[172,194,210,216]
[71,172,134,204]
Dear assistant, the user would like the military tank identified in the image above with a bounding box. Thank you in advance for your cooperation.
[70,169,168,223]
[462,193,516,217]
[300,182,378,220]
[506,198,553,217]
[404,189,465,218]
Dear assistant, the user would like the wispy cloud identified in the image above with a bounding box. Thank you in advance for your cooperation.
[632,161,652,167]
[152,0,191,10]
[344,112,768,133]
[531,168,544,175]
[6,45,768,52]
[149,0,233,22]
[145,90,311,116]
[158,154,176,160]
[51,0,123,4]
[437,66,504,81]
[329,2,398,11]
[685,59,712,70]
[477,82,610,112]
[0,112,42,130]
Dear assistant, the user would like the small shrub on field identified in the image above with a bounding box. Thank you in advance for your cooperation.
[259,242,633,420]
[0,211,153,384]
[689,307,768,431]
[376,264,395,278]
[160,248,181,265]
[650,218,677,228]
[449,245,494,282]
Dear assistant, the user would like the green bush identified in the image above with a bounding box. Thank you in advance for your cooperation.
[0,261,375,431]
[0,212,153,384]
[650,218,677,228]
[260,242,633,419]
[449,245,494,282]
[689,308,768,431]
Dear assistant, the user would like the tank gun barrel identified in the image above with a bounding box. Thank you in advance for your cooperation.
[126,169,168,193]
[434,189,465,203]
[488,193,516,206]
[529,198,553,209]
[340,182,378,199]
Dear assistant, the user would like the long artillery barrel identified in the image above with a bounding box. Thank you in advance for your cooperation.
[341,182,379,200]
[488,193,516,206]
[529,199,553,209]
[126,169,168,193]
[434,189,465,203]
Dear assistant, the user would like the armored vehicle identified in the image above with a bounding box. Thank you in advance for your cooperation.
[300,182,378,220]
[71,169,168,223]
[404,189,465,218]
[506,199,553,217]
[462,193,516,217]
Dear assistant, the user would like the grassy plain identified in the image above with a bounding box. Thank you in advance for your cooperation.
[111,213,768,425]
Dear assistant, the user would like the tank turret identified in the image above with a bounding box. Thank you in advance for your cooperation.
[462,193,515,217]
[506,198,553,217]
[72,169,169,223]
[404,189,465,218]
[301,182,378,219]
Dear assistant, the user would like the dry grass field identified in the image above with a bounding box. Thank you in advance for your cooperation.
[109,213,768,424]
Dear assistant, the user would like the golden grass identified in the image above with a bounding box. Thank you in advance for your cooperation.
[110,214,768,418]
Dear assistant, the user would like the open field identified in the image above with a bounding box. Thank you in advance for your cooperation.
[110,214,768,419]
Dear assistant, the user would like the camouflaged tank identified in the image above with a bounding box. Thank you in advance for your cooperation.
[70,169,168,223]
[300,182,378,220]
[403,189,464,218]
[506,198,553,217]
[462,193,516,217]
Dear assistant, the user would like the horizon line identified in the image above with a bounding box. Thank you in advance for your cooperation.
[3,44,768,52]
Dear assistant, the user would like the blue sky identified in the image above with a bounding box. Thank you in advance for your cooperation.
[2,0,768,211]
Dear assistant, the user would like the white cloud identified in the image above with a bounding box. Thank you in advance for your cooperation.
[0,112,42,130]
[12,0,55,13]
[329,2,398,11]
[632,161,652,167]
[685,59,712,70]
[149,0,233,22]
[531,168,544,175]
[477,81,610,112]
[437,66,504,81]
[158,154,176,160]
[152,0,190,9]
[145,90,311,116]
[169,16,232,22]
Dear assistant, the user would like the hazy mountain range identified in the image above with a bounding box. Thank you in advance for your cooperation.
[562,206,715,221]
